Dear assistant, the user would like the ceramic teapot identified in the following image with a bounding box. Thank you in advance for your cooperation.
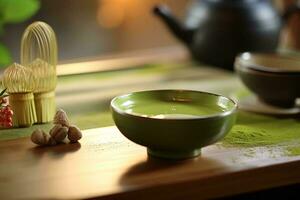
[154,0,300,70]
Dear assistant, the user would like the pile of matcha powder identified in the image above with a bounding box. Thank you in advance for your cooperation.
[222,111,300,156]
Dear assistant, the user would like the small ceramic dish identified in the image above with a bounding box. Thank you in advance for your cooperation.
[232,90,300,116]
[235,53,300,108]
[111,90,237,159]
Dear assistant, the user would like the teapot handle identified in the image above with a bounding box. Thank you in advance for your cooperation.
[283,2,300,20]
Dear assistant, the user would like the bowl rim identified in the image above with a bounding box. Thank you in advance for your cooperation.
[110,89,238,121]
[235,58,300,78]
[235,52,300,75]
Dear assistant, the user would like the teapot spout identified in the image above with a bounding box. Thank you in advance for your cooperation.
[153,5,194,45]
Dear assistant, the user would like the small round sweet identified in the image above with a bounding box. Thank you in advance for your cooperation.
[53,109,70,127]
[31,129,50,145]
[50,124,68,142]
[67,125,82,143]
[47,137,57,146]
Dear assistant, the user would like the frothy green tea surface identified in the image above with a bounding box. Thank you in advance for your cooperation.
[125,101,225,119]
[113,90,236,120]
[152,114,200,119]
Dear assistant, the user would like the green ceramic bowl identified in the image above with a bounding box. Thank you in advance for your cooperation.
[111,90,237,159]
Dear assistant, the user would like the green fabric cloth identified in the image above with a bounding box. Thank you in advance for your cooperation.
[0,111,113,140]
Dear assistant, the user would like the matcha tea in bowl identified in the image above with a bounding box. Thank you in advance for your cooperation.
[111,90,237,159]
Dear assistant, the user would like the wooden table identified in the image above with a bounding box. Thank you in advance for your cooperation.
[1,47,300,199]
[1,126,300,199]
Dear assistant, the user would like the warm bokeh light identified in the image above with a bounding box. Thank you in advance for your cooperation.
[97,0,164,29]
[97,0,125,28]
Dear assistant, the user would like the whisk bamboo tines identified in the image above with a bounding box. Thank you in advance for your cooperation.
[2,63,37,127]
[21,21,58,124]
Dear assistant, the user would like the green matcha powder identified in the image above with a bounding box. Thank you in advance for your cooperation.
[222,111,300,156]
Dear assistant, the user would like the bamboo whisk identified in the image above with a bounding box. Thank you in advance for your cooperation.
[21,21,58,123]
[2,63,37,127]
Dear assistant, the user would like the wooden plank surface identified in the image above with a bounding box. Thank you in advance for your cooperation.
[1,126,300,199]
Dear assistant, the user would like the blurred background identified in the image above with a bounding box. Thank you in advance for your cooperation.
[0,0,300,67]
